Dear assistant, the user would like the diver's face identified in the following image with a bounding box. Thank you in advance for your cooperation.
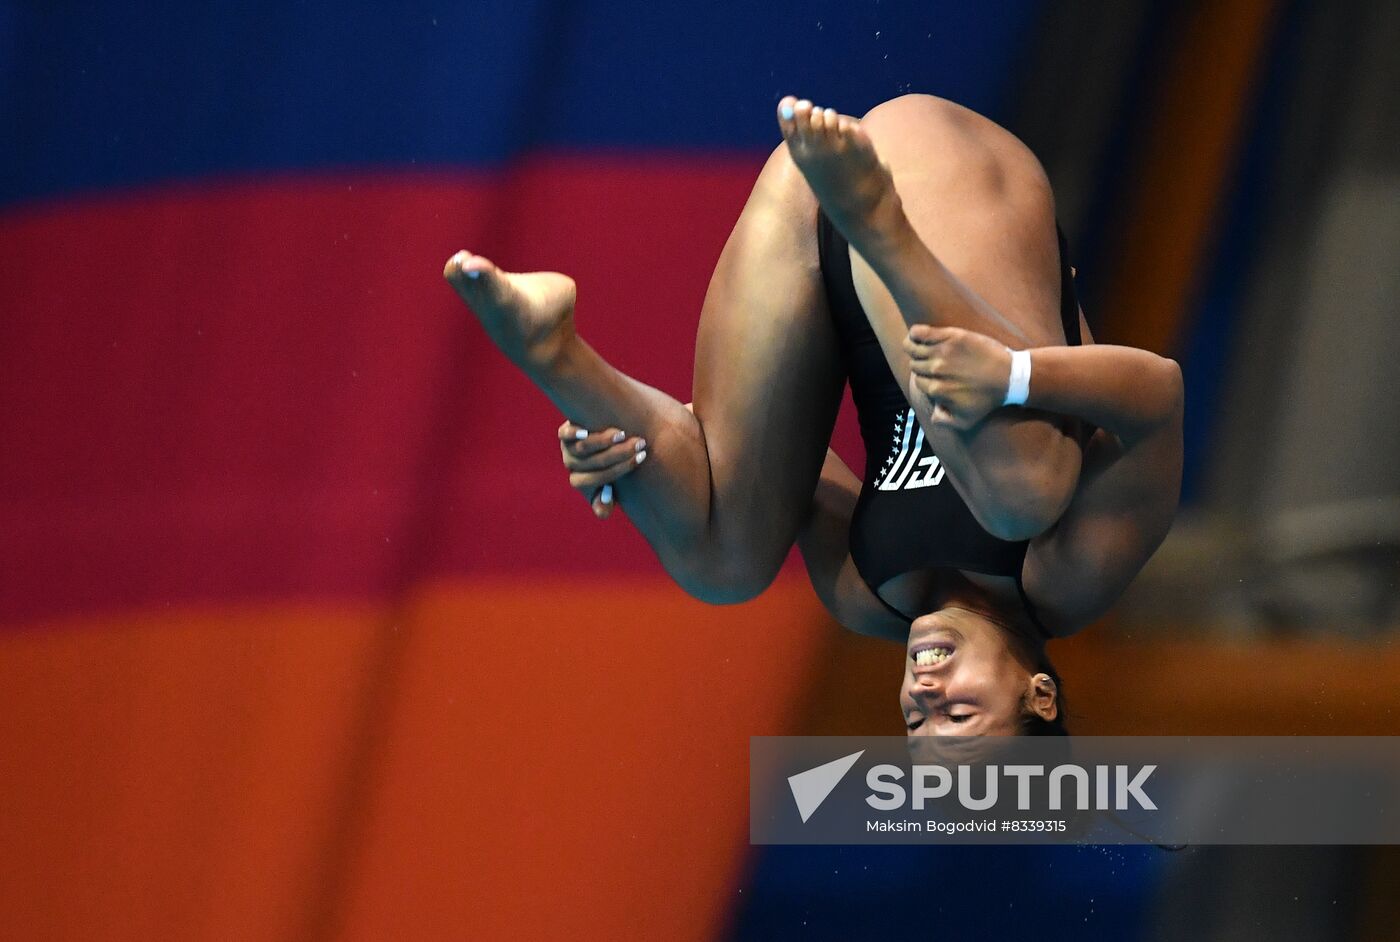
[899,606,1049,737]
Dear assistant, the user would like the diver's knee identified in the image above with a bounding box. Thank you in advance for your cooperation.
[861,93,954,124]
[671,551,780,606]
[979,457,1078,542]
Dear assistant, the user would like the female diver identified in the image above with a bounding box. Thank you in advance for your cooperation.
[444,94,1184,736]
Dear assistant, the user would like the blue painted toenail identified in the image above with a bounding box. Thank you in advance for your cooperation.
[466,270,480,280]
[781,105,794,120]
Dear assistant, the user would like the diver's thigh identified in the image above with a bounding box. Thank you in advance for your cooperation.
[853,96,1082,534]
[860,94,1066,346]
[691,144,846,565]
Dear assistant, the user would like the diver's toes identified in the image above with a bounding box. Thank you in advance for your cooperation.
[792,99,814,139]
[446,252,507,305]
[444,251,468,280]
[847,120,874,154]
[777,95,799,136]
[449,252,484,282]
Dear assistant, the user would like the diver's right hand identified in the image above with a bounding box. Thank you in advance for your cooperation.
[557,421,648,519]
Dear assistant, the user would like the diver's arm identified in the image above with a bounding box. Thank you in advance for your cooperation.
[1023,377,1184,633]
[904,324,1182,445]
[1021,344,1183,445]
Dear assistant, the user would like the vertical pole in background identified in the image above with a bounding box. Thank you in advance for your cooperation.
[1099,0,1280,355]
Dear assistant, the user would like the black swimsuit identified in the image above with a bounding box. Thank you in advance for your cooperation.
[816,211,1084,636]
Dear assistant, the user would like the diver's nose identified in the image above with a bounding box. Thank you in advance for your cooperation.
[906,674,942,700]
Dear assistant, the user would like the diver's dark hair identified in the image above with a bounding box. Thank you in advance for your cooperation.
[1019,649,1069,736]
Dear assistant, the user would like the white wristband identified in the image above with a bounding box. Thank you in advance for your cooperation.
[1004,348,1032,406]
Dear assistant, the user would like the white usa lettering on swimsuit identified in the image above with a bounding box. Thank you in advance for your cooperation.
[874,407,946,491]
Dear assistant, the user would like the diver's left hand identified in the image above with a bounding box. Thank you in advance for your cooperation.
[903,325,1015,430]
[558,420,647,519]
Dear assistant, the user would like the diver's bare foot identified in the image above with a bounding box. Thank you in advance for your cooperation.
[776,96,909,255]
[443,251,577,370]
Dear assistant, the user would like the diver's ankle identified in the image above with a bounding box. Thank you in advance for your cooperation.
[521,324,581,377]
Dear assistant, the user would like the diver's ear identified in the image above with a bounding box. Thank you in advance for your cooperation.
[1028,673,1058,722]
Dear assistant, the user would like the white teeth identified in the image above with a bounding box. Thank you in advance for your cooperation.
[914,647,951,666]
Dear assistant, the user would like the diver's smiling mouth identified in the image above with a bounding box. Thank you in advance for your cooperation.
[909,643,954,667]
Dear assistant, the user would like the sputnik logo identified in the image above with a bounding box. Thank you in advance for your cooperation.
[787,751,865,823]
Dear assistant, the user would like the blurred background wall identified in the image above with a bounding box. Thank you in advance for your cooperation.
[2,1,1397,939]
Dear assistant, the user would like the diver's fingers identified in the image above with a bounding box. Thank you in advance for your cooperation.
[558,421,631,457]
[590,485,616,518]
[561,436,646,472]
[567,448,647,491]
